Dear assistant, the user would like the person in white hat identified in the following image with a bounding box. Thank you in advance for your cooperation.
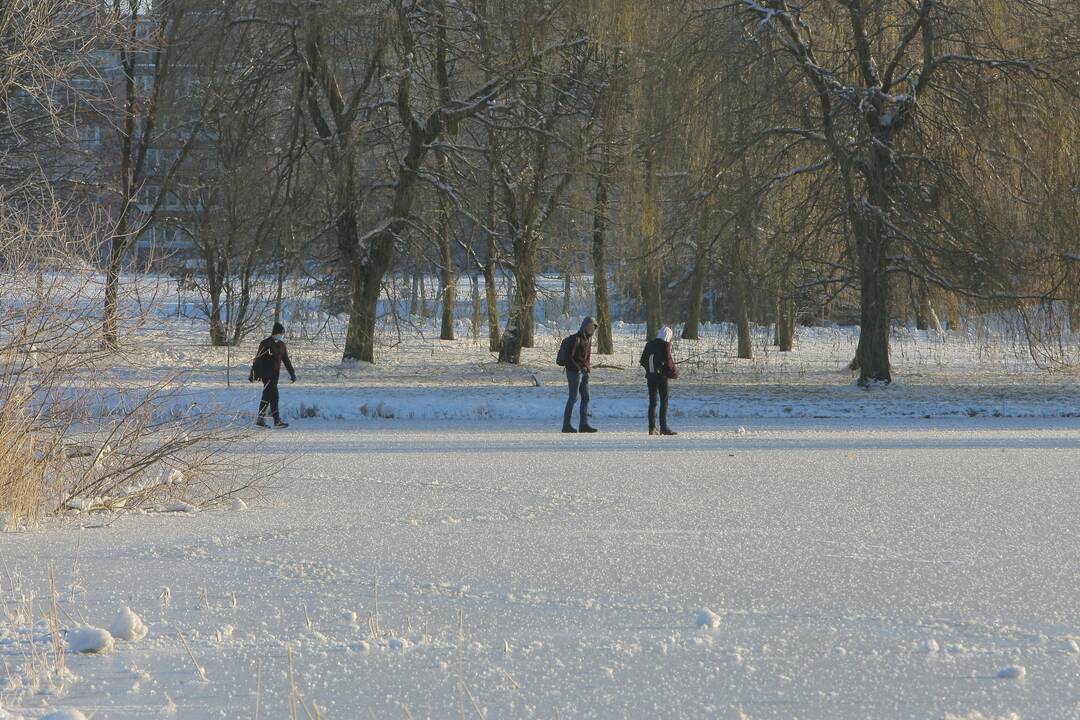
[638,326,679,435]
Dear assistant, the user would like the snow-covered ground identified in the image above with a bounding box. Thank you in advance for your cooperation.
[4,278,1080,718]
[5,419,1080,719]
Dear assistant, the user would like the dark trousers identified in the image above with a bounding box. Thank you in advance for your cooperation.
[258,376,280,420]
[647,374,669,430]
[564,369,590,428]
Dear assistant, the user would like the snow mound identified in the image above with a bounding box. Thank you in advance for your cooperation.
[229,497,247,511]
[164,500,197,513]
[996,665,1026,680]
[110,606,148,641]
[68,626,113,654]
[695,607,722,629]
[42,711,88,720]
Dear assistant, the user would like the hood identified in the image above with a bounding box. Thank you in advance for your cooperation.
[271,322,285,336]
[657,326,673,343]
[580,316,597,336]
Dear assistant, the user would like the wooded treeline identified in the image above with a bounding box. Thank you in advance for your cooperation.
[7,0,1080,382]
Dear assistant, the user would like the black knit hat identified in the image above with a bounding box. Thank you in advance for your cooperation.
[272,322,285,335]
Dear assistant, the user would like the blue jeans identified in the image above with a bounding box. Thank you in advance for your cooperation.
[564,370,590,428]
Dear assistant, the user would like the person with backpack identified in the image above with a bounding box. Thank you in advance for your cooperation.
[249,321,296,428]
[557,316,598,433]
[639,326,679,435]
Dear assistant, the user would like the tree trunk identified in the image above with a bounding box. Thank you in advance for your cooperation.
[591,174,613,354]
[501,235,536,363]
[915,279,942,333]
[419,270,429,320]
[471,272,481,340]
[409,266,419,316]
[946,292,961,331]
[438,152,455,340]
[102,212,129,350]
[733,263,752,360]
[484,238,500,352]
[852,229,891,383]
[438,203,455,341]
[641,157,662,340]
[682,212,709,341]
[777,292,795,352]
[562,271,572,317]
[644,265,662,341]
[343,234,395,363]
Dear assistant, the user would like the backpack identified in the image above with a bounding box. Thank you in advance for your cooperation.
[555,334,579,367]
[251,339,276,381]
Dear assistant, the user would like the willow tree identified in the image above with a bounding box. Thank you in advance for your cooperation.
[296,0,511,363]
[731,0,1078,384]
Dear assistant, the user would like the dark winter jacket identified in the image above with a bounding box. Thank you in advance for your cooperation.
[567,332,592,372]
[639,338,678,379]
[250,337,295,382]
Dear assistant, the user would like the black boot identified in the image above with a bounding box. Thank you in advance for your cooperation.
[562,425,578,433]
[649,427,658,435]
[660,427,677,436]
[256,417,269,428]
[579,424,598,433]
[273,417,289,428]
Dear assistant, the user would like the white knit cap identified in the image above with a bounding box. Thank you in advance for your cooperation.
[658,326,673,343]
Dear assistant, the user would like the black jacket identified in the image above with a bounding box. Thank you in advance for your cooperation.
[639,338,677,378]
[250,337,295,382]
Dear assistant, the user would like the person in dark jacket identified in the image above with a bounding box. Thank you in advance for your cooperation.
[639,326,678,435]
[249,321,296,428]
[563,316,598,433]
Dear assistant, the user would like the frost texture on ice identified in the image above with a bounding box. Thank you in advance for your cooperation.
[110,606,148,641]
[67,626,113,654]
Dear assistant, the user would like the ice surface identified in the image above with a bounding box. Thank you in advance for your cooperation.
[5,417,1080,718]
[3,290,1080,718]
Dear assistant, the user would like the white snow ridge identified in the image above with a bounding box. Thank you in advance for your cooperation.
[110,606,148,641]
[696,607,722,629]
[42,710,89,720]
[996,665,1026,680]
[67,626,114,654]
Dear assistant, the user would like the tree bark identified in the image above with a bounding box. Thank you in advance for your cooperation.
[438,201,455,341]
[851,213,891,383]
[733,243,753,360]
[915,279,942,333]
[591,174,613,354]
[484,233,500,352]
[682,205,709,341]
[471,272,481,340]
[777,290,795,352]
[438,152,455,340]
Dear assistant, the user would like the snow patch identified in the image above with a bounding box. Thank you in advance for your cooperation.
[695,608,722,629]
[996,665,1026,680]
[42,711,88,720]
[110,606,148,641]
[67,626,113,654]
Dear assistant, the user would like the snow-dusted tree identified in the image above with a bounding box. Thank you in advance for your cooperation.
[730,0,1080,383]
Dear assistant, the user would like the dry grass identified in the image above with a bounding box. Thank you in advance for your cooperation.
[0,204,257,528]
